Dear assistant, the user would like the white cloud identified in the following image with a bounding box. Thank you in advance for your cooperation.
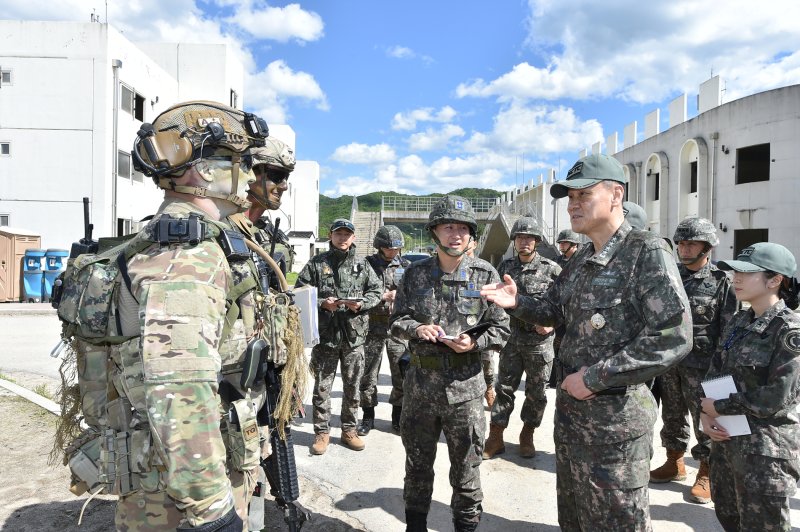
[385,45,434,65]
[331,143,397,165]
[408,124,465,152]
[391,106,457,131]
[232,2,324,43]
[247,60,328,123]
[457,0,800,104]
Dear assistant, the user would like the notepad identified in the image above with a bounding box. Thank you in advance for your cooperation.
[701,375,751,436]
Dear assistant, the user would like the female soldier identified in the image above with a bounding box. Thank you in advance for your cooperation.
[700,242,800,531]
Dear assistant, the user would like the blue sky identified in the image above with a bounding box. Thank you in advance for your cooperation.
[7,0,800,197]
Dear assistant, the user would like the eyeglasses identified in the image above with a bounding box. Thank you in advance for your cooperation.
[254,165,290,184]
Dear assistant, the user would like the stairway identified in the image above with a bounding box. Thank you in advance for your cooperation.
[351,211,381,260]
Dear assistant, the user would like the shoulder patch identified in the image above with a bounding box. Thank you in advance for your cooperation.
[783,330,800,353]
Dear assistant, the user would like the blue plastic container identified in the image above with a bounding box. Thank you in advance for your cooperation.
[45,249,69,271]
[22,269,44,302]
[24,248,46,271]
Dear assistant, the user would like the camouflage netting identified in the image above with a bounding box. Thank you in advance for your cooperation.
[275,304,308,440]
[49,341,84,466]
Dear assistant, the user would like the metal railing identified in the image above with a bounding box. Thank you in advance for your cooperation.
[381,196,499,213]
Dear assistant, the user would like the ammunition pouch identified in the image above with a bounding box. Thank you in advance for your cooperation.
[64,429,104,496]
[225,399,261,473]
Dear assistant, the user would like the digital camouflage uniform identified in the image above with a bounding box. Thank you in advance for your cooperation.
[391,254,510,525]
[658,261,736,461]
[510,220,691,531]
[114,201,249,531]
[492,254,561,428]
[362,252,411,409]
[706,299,800,531]
[296,244,382,434]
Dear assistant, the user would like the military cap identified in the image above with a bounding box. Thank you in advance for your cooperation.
[623,201,648,230]
[718,242,797,277]
[330,218,355,234]
[551,154,627,199]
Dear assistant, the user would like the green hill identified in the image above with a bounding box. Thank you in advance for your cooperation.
[319,189,502,249]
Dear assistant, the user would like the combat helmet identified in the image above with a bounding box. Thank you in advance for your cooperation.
[249,137,296,210]
[132,100,269,209]
[556,229,581,244]
[425,195,478,236]
[373,225,405,249]
[510,216,543,241]
[673,218,719,247]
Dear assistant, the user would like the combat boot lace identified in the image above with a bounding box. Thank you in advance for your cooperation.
[689,460,712,504]
[649,449,687,483]
[311,433,330,455]
[357,407,375,436]
[519,423,536,458]
[482,423,506,459]
[341,429,366,451]
[391,405,402,432]
[484,386,496,410]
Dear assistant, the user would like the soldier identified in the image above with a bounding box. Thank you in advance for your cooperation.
[390,195,510,532]
[116,101,269,530]
[296,218,382,454]
[555,229,582,268]
[465,239,498,409]
[481,153,691,531]
[649,218,736,504]
[357,225,411,435]
[700,242,800,531]
[483,216,561,460]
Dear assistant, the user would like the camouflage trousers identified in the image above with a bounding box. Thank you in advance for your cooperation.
[481,350,496,388]
[310,343,364,433]
[360,330,407,408]
[710,442,799,531]
[658,365,711,461]
[401,396,485,521]
[556,432,653,532]
[490,340,553,428]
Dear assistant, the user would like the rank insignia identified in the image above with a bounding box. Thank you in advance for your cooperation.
[696,305,706,315]
[590,313,606,330]
[467,315,478,326]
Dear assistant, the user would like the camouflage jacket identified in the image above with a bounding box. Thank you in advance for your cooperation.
[295,244,382,348]
[707,299,800,459]
[498,254,561,346]
[366,253,411,332]
[678,262,737,369]
[556,253,574,269]
[510,221,692,444]
[121,200,237,524]
[391,255,510,404]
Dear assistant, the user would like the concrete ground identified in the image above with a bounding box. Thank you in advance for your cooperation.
[1,303,798,531]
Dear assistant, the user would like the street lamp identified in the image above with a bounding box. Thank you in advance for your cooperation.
[417,228,423,252]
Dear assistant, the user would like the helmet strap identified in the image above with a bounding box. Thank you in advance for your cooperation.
[433,233,472,258]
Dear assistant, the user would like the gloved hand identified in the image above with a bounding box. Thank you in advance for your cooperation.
[176,507,243,532]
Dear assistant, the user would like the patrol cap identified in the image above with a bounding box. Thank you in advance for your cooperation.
[330,218,355,234]
[718,242,797,277]
[551,154,627,199]
[623,201,647,230]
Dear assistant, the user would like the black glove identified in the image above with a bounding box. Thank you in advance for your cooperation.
[176,507,243,532]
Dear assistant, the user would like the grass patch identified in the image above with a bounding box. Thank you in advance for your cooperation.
[0,372,16,383]
[33,384,53,400]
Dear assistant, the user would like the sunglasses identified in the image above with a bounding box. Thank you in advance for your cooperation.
[254,165,291,184]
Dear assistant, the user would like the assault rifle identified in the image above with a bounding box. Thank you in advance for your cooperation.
[52,197,98,308]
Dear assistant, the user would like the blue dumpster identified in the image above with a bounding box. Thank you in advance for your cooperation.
[44,249,70,302]
[23,249,46,302]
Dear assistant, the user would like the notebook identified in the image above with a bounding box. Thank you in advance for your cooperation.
[701,375,751,436]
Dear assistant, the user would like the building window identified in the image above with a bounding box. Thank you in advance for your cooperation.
[733,228,768,258]
[117,150,131,178]
[735,143,770,184]
[121,84,146,121]
[0,214,9,226]
[230,89,239,109]
[0,142,9,156]
[652,173,660,201]
[0,70,11,86]
[690,161,698,193]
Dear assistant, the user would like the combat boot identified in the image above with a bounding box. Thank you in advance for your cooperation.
[482,423,506,459]
[341,429,366,451]
[484,386,496,410]
[689,461,711,504]
[391,405,402,432]
[405,510,428,532]
[357,407,375,436]
[310,433,329,455]
[453,516,480,532]
[649,449,687,483]
[519,423,536,458]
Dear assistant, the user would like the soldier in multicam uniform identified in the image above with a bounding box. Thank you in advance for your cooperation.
[115,101,269,531]
[700,242,800,532]
[390,195,510,532]
[483,216,561,460]
[482,154,691,531]
[357,225,411,435]
[296,219,382,454]
[555,229,581,268]
[649,218,736,505]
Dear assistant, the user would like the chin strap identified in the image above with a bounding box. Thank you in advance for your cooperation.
[679,246,711,265]
[434,234,473,258]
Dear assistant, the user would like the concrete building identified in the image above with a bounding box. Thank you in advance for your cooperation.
[0,20,319,273]
[488,80,800,264]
